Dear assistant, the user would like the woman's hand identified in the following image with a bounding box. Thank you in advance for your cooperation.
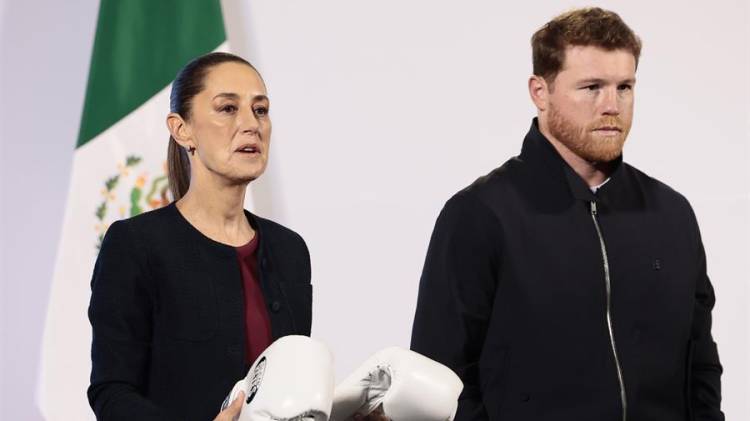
[213,391,245,421]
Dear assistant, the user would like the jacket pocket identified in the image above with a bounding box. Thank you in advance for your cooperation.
[278,282,312,335]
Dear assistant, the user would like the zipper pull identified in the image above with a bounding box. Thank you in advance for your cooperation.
[590,201,598,215]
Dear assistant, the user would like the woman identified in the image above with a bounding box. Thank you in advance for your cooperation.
[87,52,312,420]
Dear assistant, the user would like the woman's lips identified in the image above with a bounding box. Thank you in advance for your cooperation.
[235,144,260,154]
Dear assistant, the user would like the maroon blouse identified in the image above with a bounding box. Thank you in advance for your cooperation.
[235,233,273,364]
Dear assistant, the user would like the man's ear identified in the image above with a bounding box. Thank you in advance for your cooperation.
[528,75,550,112]
[166,113,192,148]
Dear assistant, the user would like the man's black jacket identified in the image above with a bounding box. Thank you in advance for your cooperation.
[411,120,723,421]
[88,203,312,421]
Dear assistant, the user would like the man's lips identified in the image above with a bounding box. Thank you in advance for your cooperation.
[592,126,623,135]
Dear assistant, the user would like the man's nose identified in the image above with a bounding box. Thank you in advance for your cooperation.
[600,87,620,116]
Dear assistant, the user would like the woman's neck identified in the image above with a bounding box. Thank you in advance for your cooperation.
[176,172,255,247]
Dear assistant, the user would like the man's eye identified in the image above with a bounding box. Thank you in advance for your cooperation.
[585,84,600,91]
[254,106,269,117]
[618,84,632,91]
[220,105,238,113]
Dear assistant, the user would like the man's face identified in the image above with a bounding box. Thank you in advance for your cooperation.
[545,45,636,163]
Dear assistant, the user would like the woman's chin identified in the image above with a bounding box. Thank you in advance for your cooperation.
[230,171,263,186]
[224,163,267,185]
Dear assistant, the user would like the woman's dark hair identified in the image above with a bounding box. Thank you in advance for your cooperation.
[167,52,261,201]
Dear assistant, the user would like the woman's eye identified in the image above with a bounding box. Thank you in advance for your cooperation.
[254,106,269,117]
[220,105,237,113]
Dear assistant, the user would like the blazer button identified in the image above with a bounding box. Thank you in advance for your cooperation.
[271,301,281,313]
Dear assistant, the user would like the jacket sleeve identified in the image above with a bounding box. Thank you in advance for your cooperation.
[686,207,724,421]
[87,221,174,421]
[410,192,502,420]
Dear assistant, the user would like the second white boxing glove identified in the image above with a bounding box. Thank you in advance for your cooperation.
[222,335,335,421]
[330,347,463,421]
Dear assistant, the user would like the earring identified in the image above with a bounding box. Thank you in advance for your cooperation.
[187,146,196,156]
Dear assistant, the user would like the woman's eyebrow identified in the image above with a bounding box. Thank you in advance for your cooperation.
[212,92,240,100]
[212,93,269,102]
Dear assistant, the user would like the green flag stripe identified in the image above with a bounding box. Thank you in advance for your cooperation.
[77,0,226,148]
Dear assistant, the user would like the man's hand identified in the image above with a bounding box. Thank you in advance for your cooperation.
[352,406,390,421]
[353,415,389,421]
[331,347,462,421]
[213,391,244,421]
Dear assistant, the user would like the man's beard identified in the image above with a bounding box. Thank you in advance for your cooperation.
[547,102,630,163]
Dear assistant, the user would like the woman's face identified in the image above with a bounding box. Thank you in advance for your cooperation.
[186,62,271,184]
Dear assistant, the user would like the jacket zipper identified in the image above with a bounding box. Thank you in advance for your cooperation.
[590,201,627,421]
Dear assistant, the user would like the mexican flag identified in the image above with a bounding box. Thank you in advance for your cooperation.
[39,1,228,419]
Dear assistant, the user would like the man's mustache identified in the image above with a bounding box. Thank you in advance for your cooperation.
[591,117,624,131]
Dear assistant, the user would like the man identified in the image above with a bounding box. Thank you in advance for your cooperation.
[411,7,723,421]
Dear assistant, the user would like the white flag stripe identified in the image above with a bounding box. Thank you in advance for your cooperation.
[38,43,229,421]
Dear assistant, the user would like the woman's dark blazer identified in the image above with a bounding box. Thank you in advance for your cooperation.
[87,203,312,421]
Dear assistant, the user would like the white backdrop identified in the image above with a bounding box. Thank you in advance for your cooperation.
[1,0,748,419]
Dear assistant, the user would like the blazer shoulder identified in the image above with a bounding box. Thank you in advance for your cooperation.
[253,214,308,249]
[110,204,179,240]
[253,215,311,283]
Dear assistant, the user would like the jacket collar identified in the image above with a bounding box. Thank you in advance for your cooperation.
[169,202,273,262]
[518,118,644,211]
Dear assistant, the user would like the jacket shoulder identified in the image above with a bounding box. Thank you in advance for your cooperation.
[434,158,522,229]
[459,157,520,200]
[623,163,692,211]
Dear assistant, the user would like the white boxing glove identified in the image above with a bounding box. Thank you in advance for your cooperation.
[330,347,463,421]
[221,335,335,421]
